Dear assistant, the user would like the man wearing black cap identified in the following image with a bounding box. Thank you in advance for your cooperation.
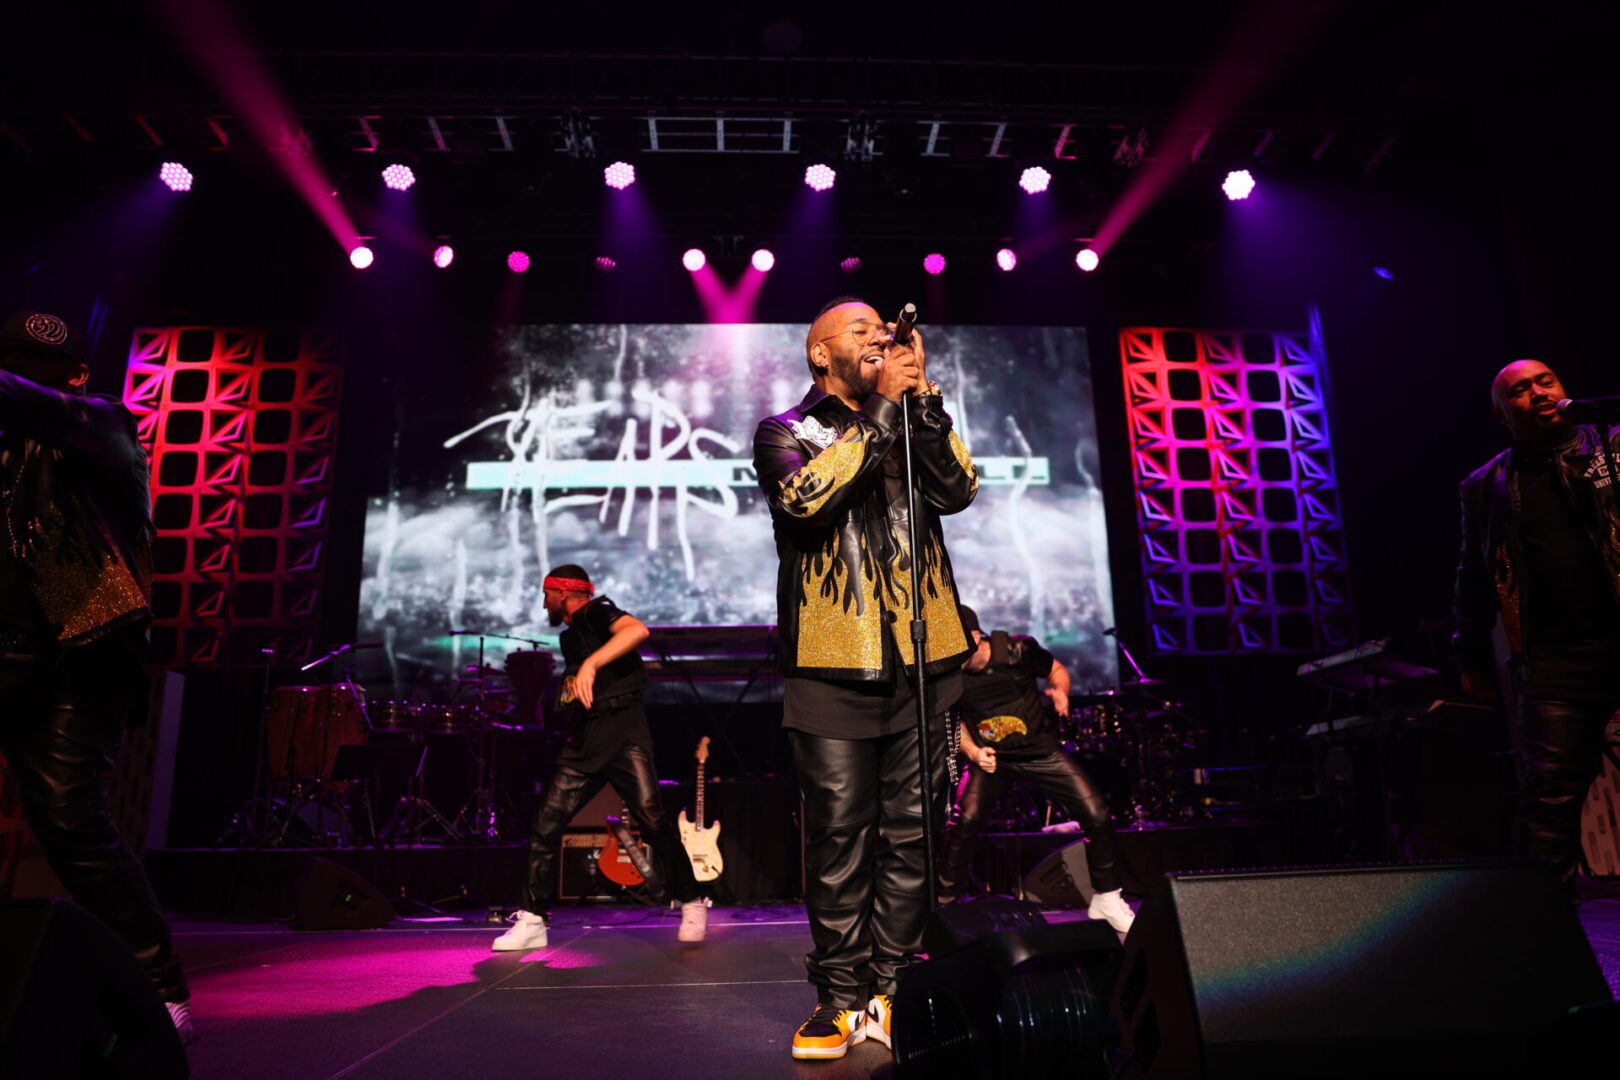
[492,564,708,952]
[0,311,192,1040]
[939,605,1134,933]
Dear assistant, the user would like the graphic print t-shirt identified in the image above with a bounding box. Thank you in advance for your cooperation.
[957,633,1059,759]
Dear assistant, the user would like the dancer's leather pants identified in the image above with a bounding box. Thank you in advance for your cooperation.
[939,749,1123,898]
[0,648,188,1003]
[789,718,947,1009]
[1517,695,1617,888]
[523,742,700,914]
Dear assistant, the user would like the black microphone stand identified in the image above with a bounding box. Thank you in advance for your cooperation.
[895,330,939,912]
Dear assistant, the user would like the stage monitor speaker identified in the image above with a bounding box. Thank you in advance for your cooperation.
[894,919,1121,1080]
[293,857,394,931]
[1021,838,1095,907]
[0,898,188,1078]
[1113,860,1616,1078]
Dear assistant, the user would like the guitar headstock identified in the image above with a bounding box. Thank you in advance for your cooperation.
[695,736,710,765]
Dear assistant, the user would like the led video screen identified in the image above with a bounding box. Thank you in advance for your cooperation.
[359,323,1115,692]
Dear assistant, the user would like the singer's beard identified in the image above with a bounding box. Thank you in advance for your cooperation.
[829,350,879,400]
[547,605,565,627]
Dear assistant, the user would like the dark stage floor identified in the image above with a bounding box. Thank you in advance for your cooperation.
[174,899,1620,1080]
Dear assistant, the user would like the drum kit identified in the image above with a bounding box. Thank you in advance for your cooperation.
[216,633,561,849]
[1058,677,1203,828]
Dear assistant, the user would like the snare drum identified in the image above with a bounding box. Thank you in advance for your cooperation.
[419,704,483,734]
[367,700,421,734]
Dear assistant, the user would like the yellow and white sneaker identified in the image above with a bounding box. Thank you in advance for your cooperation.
[791,1002,868,1060]
[864,994,893,1049]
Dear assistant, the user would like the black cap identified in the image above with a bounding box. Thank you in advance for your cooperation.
[957,605,980,636]
[0,311,89,366]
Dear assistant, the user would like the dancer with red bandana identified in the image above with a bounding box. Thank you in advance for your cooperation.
[492,565,708,950]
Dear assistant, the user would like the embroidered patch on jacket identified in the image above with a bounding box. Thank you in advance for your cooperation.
[789,415,839,449]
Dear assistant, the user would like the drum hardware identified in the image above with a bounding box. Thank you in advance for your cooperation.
[378,740,460,845]
[445,628,551,842]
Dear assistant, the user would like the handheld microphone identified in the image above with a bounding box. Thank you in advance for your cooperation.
[891,303,919,346]
[1555,396,1620,424]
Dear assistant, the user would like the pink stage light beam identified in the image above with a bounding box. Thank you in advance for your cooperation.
[751,249,776,272]
[682,248,707,272]
[1018,166,1051,194]
[154,0,361,251]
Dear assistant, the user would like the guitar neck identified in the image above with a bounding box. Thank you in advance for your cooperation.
[695,761,705,827]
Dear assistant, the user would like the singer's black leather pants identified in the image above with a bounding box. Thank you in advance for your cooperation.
[1517,694,1617,889]
[523,739,699,914]
[0,647,188,1003]
[939,749,1124,899]
[789,718,948,1009]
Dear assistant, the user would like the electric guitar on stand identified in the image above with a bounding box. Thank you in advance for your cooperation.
[678,737,724,882]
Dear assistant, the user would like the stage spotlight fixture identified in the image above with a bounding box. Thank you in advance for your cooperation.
[381,164,416,191]
[1075,248,1100,272]
[595,256,618,273]
[604,161,636,189]
[840,256,862,274]
[1222,169,1256,201]
[751,249,776,272]
[995,248,1018,272]
[349,245,374,270]
[1374,266,1394,280]
[923,253,947,275]
[507,250,531,273]
[432,245,454,269]
[159,162,193,192]
[1018,166,1052,194]
[804,163,836,191]
[682,248,707,272]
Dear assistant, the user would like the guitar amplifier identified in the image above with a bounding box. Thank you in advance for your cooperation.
[558,829,618,901]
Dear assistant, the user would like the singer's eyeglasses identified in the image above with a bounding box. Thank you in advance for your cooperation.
[813,321,893,348]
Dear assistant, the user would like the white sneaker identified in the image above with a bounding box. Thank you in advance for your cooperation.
[1087,888,1136,934]
[165,1001,197,1046]
[491,909,549,951]
[677,897,710,942]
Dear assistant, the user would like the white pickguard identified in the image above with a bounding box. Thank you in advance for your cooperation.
[678,811,724,882]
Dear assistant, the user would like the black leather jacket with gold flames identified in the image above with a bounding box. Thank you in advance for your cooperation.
[1453,425,1620,671]
[753,385,978,682]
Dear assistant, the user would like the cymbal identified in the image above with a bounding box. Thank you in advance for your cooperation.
[1119,677,1170,689]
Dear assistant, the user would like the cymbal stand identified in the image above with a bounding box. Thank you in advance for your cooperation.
[447,628,545,842]
[215,636,293,847]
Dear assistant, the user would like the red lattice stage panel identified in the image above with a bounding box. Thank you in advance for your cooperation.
[123,328,342,667]
[1120,325,1352,654]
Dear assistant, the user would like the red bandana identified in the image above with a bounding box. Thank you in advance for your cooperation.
[543,575,594,595]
